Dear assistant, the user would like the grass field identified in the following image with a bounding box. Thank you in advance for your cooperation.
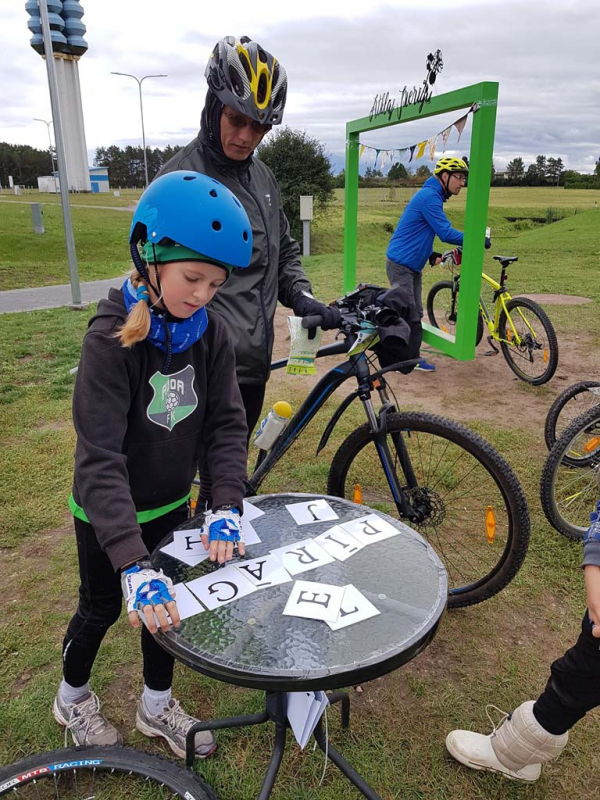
[1,187,600,799]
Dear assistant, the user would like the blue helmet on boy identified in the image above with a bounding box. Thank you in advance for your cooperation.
[130,171,252,270]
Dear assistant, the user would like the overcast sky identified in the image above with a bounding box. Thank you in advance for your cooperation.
[2,0,599,174]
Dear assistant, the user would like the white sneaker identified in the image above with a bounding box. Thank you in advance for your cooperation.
[53,690,122,747]
[445,729,541,782]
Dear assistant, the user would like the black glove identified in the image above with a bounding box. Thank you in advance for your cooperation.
[292,293,342,331]
[428,252,442,267]
[485,237,492,250]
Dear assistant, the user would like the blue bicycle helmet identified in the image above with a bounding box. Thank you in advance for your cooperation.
[130,171,252,270]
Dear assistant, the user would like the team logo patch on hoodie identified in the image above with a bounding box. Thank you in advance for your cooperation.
[147,366,198,431]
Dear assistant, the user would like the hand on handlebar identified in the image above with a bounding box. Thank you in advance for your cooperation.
[485,236,492,250]
[292,293,342,331]
[428,252,443,267]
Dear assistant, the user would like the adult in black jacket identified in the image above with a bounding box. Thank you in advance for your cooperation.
[157,36,339,442]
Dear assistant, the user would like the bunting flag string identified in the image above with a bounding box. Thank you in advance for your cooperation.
[357,104,475,170]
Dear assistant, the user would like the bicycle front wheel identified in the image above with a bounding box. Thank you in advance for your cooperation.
[544,380,600,454]
[540,405,600,540]
[328,412,530,608]
[498,297,558,385]
[0,746,216,799]
[426,280,484,346]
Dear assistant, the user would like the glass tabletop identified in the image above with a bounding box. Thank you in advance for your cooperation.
[152,493,447,691]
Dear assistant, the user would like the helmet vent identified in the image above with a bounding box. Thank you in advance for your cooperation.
[243,230,249,241]
[209,189,218,197]
[257,47,267,64]
[228,64,246,98]
[212,220,222,231]
[257,73,268,104]
[183,175,196,181]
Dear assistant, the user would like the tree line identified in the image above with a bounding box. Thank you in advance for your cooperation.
[0,142,55,188]
[93,145,184,187]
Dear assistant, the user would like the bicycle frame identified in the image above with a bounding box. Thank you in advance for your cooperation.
[245,342,419,522]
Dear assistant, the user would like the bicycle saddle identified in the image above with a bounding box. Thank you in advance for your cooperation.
[493,255,518,265]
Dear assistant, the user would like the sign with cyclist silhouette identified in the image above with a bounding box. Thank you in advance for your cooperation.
[344,80,499,361]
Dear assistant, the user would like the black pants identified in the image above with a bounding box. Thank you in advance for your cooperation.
[533,612,600,735]
[62,504,189,691]
[198,382,266,507]
[385,259,423,319]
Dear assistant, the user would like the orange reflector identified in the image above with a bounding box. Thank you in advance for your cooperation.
[442,325,449,334]
[543,348,548,363]
[584,437,600,453]
[190,498,197,512]
[507,330,513,342]
[486,505,496,544]
[353,484,363,504]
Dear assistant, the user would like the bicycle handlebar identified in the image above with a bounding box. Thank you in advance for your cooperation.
[301,315,324,329]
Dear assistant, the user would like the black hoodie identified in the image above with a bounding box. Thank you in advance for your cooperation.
[71,288,248,571]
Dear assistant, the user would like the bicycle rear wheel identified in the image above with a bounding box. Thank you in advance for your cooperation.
[0,746,216,799]
[540,405,600,540]
[544,380,600,454]
[327,412,530,608]
[498,297,558,385]
[426,280,484,346]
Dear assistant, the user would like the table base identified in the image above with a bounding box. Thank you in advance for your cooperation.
[185,690,382,800]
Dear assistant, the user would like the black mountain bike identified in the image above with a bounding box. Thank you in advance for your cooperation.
[544,380,600,453]
[233,285,531,608]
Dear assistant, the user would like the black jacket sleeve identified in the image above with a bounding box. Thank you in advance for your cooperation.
[72,329,148,571]
[201,318,248,510]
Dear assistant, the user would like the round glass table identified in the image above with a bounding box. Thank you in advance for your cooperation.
[152,493,447,799]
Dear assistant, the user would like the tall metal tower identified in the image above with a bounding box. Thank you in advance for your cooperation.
[26,0,91,192]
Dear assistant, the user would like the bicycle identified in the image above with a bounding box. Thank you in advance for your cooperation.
[544,380,600,453]
[426,248,559,385]
[0,745,216,798]
[210,284,531,609]
[540,404,600,540]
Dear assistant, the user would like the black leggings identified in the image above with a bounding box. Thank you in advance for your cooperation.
[533,612,600,735]
[62,504,188,691]
[198,382,266,507]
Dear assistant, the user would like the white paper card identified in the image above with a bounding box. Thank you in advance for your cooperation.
[186,565,257,611]
[286,691,329,749]
[326,584,381,630]
[285,499,339,525]
[272,539,335,576]
[172,582,206,620]
[233,554,292,589]
[243,500,265,521]
[283,580,346,622]
[314,525,366,561]
[160,538,210,567]
[340,514,401,546]
[241,519,262,546]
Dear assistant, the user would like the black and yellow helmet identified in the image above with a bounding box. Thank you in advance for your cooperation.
[204,36,288,125]
[434,157,469,175]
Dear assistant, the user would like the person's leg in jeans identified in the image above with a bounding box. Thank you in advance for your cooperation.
[386,259,433,370]
[197,382,266,509]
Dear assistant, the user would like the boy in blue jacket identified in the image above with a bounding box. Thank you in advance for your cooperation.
[386,157,489,371]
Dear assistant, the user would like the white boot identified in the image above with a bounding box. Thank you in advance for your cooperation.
[446,701,568,782]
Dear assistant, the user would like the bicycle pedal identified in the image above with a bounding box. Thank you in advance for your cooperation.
[483,350,499,357]
[485,336,500,356]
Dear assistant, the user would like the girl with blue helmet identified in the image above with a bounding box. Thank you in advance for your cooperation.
[54,172,252,759]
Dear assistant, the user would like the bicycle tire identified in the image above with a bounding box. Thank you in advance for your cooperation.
[498,297,558,385]
[540,405,600,540]
[0,745,217,799]
[544,380,600,453]
[327,412,530,608]
[426,280,484,346]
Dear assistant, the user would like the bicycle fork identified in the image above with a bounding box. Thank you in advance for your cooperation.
[356,365,418,522]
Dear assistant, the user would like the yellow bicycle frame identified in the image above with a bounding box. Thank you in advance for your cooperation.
[478,272,538,347]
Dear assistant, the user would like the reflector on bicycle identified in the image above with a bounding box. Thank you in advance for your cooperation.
[353,484,363,504]
[584,437,600,453]
[485,506,496,544]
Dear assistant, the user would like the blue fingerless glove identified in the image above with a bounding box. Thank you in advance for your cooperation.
[202,507,243,544]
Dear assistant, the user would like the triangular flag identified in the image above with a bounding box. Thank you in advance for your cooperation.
[416,141,427,159]
[454,115,468,143]
[359,144,366,160]
[409,145,416,162]
[428,135,438,161]
[441,126,452,152]
[374,149,380,167]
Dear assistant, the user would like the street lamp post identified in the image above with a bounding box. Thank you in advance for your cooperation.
[34,117,57,186]
[111,72,168,187]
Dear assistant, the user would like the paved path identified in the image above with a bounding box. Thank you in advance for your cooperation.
[0,277,123,314]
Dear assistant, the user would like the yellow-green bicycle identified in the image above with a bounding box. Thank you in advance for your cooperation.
[426,247,559,385]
